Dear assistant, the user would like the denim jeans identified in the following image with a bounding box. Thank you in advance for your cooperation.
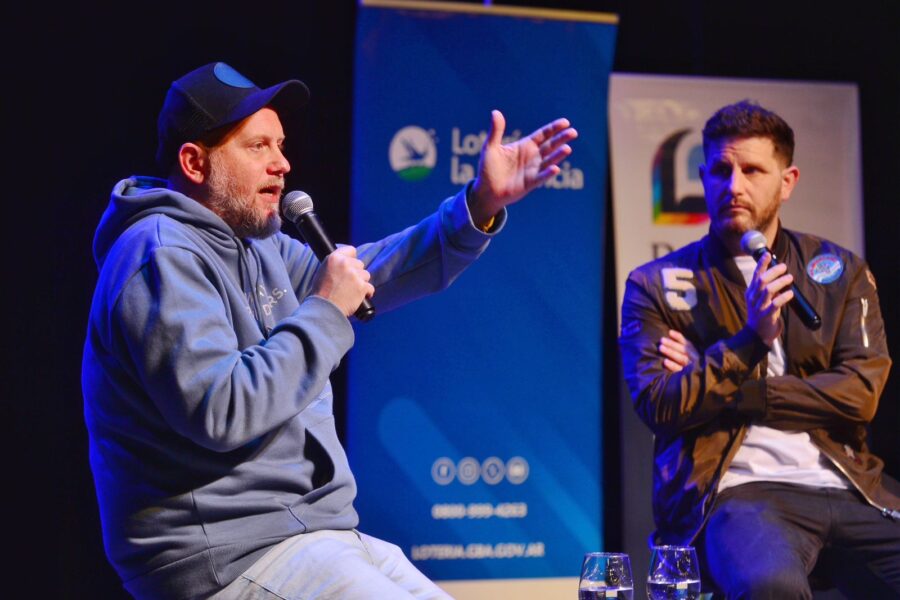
[700,481,900,599]
[210,529,453,599]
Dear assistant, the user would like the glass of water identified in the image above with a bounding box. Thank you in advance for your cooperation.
[646,545,700,599]
[579,552,634,599]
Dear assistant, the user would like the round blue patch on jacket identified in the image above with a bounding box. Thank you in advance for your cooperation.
[806,253,843,284]
[214,63,255,88]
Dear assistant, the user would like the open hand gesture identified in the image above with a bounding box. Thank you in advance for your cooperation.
[469,110,577,227]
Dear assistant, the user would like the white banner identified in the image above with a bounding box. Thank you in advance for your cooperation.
[609,73,863,312]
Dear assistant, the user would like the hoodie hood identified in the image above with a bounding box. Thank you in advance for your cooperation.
[93,176,235,268]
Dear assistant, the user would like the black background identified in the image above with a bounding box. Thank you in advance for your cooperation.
[6,1,898,597]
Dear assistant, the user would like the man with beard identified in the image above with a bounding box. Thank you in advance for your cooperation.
[82,62,577,600]
[619,100,900,598]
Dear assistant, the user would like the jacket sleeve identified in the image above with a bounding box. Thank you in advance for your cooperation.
[748,262,892,430]
[278,186,504,315]
[619,268,769,440]
[114,245,354,452]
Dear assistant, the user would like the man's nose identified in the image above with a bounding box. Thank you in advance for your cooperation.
[270,149,291,175]
[728,170,745,194]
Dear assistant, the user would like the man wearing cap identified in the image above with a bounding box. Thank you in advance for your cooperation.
[82,62,577,599]
[618,100,900,598]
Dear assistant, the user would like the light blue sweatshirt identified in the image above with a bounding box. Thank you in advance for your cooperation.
[82,176,501,599]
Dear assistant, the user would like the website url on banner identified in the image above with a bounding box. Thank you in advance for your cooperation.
[431,502,527,520]
[411,542,546,561]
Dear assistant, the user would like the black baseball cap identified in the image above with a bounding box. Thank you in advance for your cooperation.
[156,62,310,170]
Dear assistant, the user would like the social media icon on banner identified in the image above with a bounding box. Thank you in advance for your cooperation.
[457,457,481,485]
[506,456,529,484]
[430,456,530,485]
[431,457,456,485]
[481,457,505,485]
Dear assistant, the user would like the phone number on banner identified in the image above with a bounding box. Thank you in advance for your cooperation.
[431,502,528,519]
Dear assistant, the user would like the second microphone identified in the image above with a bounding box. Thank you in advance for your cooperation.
[740,230,821,331]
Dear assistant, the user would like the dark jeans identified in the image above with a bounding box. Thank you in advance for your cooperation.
[699,481,900,599]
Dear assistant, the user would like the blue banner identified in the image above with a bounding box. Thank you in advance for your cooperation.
[348,1,617,584]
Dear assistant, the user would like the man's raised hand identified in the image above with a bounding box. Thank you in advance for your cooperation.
[469,110,577,228]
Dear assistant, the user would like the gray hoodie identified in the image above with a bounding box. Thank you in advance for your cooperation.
[83,176,499,599]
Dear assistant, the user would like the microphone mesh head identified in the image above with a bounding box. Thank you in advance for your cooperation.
[740,230,767,254]
[281,190,314,223]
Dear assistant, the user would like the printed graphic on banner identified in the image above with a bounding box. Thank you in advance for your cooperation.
[651,128,706,224]
[388,126,438,181]
[386,122,588,190]
[349,2,617,590]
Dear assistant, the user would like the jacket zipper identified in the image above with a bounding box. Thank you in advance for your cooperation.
[860,297,869,348]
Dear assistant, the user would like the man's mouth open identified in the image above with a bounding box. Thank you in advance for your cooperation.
[259,185,283,202]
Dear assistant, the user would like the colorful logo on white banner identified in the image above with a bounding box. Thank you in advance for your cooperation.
[651,128,708,225]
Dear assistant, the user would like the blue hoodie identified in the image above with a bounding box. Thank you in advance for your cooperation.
[82,176,500,599]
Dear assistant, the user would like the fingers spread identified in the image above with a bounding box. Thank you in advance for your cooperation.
[530,165,562,189]
[540,144,573,172]
[530,117,572,146]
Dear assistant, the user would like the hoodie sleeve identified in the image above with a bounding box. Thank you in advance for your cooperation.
[114,244,354,452]
[278,186,506,314]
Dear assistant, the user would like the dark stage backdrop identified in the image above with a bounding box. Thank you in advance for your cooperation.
[7,1,897,598]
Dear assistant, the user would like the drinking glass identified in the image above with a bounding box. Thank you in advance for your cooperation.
[579,552,634,599]
[646,545,701,599]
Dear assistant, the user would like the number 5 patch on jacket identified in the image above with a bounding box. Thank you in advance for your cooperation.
[661,267,697,310]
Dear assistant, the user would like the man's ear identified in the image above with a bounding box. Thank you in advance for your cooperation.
[177,142,209,185]
[780,165,800,202]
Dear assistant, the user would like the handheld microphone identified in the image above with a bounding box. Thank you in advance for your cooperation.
[281,190,376,322]
[740,230,821,330]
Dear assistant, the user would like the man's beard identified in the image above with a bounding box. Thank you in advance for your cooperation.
[712,191,781,241]
[205,163,282,239]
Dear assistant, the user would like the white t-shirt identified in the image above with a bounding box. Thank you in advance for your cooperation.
[717,256,847,492]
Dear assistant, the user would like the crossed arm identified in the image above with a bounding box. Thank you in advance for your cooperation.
[632,255,891,437]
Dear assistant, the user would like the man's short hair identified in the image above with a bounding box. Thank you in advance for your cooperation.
[702,100,795,166]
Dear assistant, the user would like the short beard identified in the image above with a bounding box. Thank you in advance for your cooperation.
[711,190,781,244]
[205,160,282,239]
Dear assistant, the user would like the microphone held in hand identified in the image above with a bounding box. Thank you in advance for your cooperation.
[740,230,821,330]
[281,190,376,322]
